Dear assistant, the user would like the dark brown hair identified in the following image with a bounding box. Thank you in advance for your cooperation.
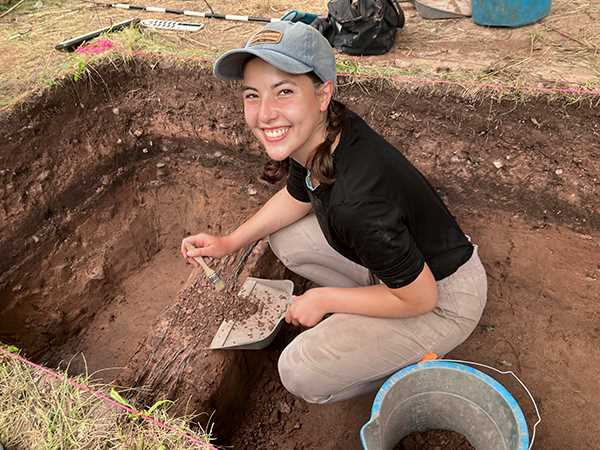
[307,73,346,186]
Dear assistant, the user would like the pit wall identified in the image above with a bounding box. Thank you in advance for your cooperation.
[1,59,599,450]
[2,56,598,368]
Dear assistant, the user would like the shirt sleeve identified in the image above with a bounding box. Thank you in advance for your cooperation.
[286,158,310,203]
[333,198,425,288]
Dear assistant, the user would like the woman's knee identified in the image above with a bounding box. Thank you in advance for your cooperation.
[267,226,294,266]
[268,215,320,268]
[277,340,332,404]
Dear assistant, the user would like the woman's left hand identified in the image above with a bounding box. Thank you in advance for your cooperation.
[285,289,328,328]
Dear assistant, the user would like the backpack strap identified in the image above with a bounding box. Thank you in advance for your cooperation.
[387,0,405,28]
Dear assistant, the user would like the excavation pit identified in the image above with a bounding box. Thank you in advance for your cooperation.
[1,60,599,449]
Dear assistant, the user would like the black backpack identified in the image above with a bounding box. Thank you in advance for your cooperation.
[312,0,405,55]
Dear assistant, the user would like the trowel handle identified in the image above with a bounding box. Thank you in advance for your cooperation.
[55,18,139,51]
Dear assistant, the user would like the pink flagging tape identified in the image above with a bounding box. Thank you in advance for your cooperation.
[337,72,600,97]
[0,347,214,449]
[76,38,114,56]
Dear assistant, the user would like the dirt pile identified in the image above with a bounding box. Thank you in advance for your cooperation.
[395,430,474,449]
[126,239,287,419]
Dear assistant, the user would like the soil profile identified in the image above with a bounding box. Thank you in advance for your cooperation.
[0,60,598,449]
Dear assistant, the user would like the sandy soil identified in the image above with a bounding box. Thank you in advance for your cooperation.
[0,60,598,449]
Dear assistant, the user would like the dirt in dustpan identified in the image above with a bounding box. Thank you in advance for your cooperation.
[209,277,294,350]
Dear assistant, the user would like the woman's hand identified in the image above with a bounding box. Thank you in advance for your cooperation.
[285,288,329,328]
[181,233,234,263]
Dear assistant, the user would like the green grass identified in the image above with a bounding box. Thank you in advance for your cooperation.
[0,348,212,450]
[0,0,65,14]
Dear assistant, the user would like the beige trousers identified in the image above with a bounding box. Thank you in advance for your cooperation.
[269,214,487,404]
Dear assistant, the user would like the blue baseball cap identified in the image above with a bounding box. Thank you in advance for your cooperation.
[213,21,336,88]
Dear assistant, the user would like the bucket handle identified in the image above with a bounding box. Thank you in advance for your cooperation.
[421,355,541,450]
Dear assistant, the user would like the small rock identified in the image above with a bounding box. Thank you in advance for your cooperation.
[492,159,504,169]
[37,170,50,182]
[213,151,223,158]
[112,107,120,115]
[142,148,149,154]
[450,155,461,163]
[12,284,22,292]
[156,162,166,169]
[500,360,513,367]
[278,400,291,414]
[133,128,144,138]
[247,186,258,196]
[116,138,123,144]
[32,235,40,243]
[87,266,105,281]
[555,168,563,175]
[101,175,111,186]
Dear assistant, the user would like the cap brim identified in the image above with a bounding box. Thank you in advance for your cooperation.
[213,48,313,81]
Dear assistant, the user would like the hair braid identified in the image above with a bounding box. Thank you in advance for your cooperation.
[309,99,346,186]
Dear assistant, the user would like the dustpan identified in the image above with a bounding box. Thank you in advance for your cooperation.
[208,277,294,350]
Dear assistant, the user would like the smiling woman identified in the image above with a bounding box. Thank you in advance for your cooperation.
[241,59,332,165]
[181,21,487,405]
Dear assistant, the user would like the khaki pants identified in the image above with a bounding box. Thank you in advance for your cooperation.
[269,214,487,404]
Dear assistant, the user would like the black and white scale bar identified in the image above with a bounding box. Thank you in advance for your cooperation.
[110,3,281,23]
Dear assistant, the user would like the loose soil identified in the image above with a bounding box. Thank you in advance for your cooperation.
[0,59,599,449]
[395,431,474,450]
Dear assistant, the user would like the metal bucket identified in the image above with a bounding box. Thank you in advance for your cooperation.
[360,360,531,450]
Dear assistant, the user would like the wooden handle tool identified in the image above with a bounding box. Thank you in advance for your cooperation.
[184,242,225,292]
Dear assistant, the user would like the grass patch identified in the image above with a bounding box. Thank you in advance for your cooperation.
[1,0,598,111]
[0,347,212,450]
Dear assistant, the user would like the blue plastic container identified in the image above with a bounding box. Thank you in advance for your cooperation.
[472,0,551,27]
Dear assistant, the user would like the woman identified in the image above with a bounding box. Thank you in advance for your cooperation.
[181,21,487,404]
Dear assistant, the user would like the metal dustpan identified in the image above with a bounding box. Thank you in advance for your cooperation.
[208,277,294,350]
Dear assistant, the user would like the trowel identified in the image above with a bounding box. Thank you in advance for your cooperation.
[208,277,294,350]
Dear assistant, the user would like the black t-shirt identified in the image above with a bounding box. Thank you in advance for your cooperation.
[287,110,473,288]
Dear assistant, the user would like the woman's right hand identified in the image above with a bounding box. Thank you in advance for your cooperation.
[180,233,235,262]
